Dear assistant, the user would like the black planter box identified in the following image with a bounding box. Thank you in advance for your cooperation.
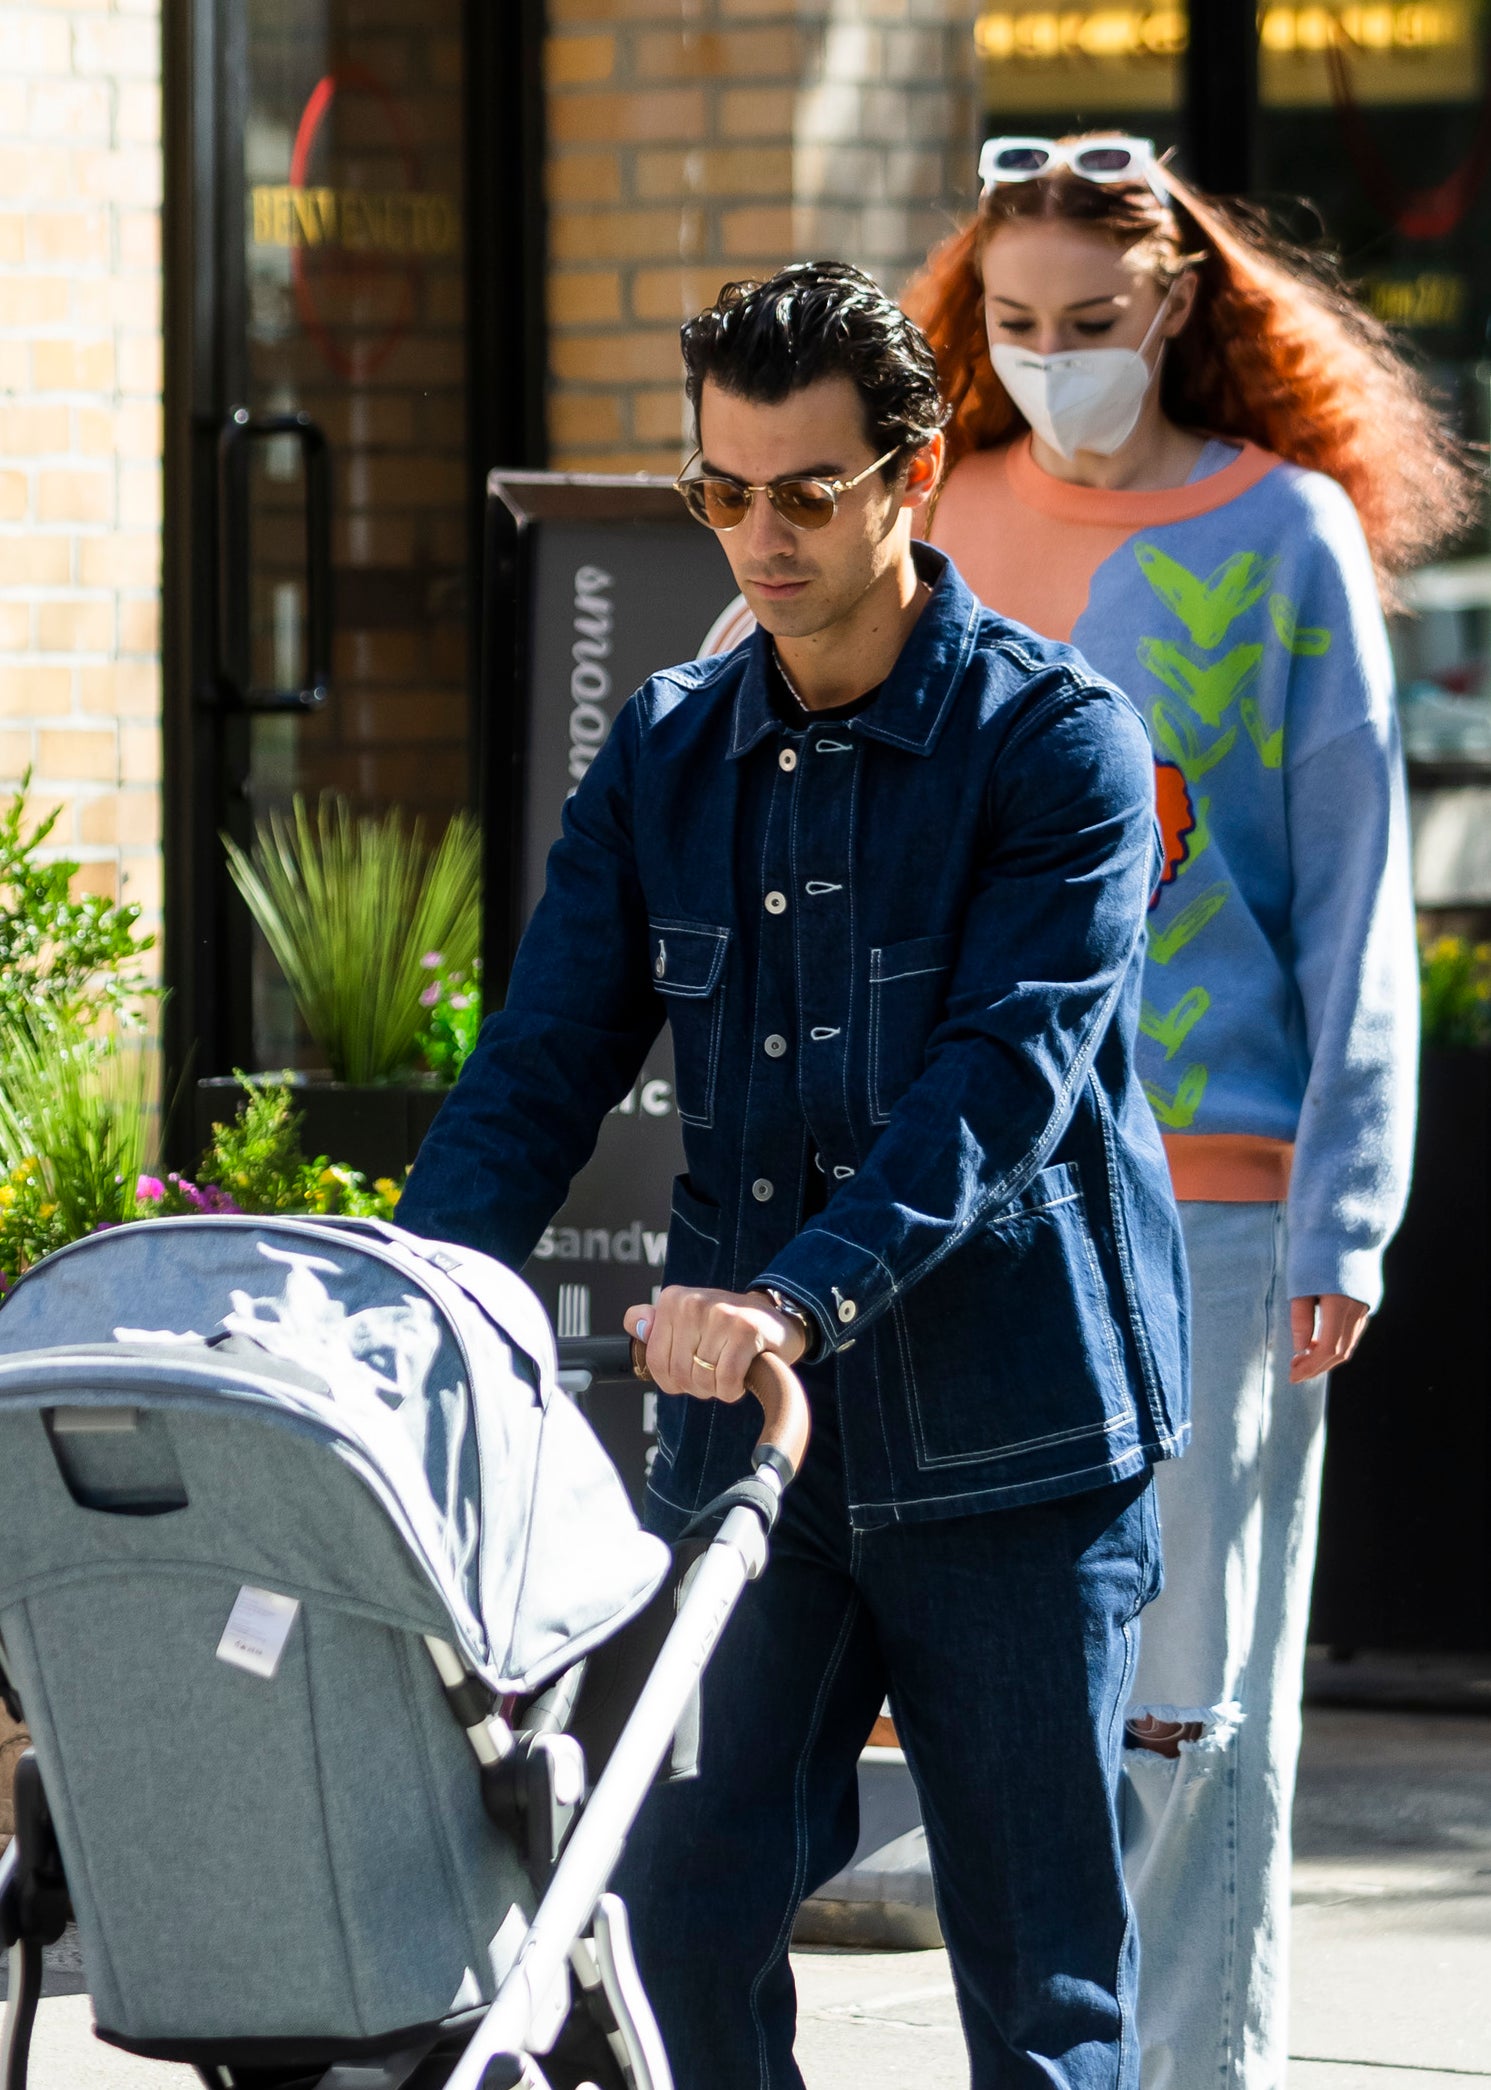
[195,1077,450,1186]
[1309,1046,1491,1653]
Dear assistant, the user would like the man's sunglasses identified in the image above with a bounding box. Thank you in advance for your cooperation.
[978,134,1171,206]
[674,446,902,533]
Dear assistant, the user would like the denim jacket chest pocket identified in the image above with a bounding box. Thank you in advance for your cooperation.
[868,932,958,1123]
[650,918,730,1128]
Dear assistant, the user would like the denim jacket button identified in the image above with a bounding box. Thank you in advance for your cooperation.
[837,1298,857,1323]
[778,747,798,772]
[764,890,787,915]
[763,1033,787,1058]
[752,1178,774,1202]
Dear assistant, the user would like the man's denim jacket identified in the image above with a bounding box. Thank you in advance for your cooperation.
[401,552,1189,1531]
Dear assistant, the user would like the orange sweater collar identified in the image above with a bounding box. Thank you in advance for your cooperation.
[1004,433,1279,527]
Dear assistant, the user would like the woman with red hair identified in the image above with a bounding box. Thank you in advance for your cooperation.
[906,139,1473,2090]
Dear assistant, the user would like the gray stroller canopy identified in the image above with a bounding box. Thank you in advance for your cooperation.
[0,1216,669,1694]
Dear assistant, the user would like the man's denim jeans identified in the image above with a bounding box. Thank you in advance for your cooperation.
[1121,1203,1326,2089]
[616,1377,1162,2090]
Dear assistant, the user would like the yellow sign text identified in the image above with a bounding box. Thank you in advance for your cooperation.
[251,184,461,259]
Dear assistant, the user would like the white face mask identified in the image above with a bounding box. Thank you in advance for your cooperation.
[989,293,1172,461]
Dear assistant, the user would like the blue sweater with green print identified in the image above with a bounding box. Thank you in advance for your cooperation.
[933,437,1418,1310]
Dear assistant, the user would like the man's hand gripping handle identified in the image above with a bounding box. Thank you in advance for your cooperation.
[630,1337,810,1485]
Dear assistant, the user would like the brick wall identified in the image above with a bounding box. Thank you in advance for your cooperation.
[0,0,162,951]
[545,0,981,474]
[793,0,978,281]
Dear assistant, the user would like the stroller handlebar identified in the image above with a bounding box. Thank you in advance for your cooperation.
[553,1333,810,1485]
[729,1347,811,1485]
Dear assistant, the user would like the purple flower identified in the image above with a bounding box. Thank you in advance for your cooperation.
[421,950,443,969]
[419,982,441,1007]
[136,1175,166,1203]
[449,993,470,1010]
[179,1178,241,1215]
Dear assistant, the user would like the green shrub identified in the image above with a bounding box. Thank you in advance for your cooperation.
[183,1075,403,1220]
[1420,934,1491,1051]
[224,795,480,1084]
[0,773,154,1033]
[414,957,482,1081]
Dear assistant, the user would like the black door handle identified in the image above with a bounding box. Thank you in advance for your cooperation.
[216,407,332,712]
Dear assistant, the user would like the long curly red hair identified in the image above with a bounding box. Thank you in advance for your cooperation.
[901,149,1479,594]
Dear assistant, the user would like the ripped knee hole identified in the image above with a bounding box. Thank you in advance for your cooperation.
[1125,1712,1206,1758]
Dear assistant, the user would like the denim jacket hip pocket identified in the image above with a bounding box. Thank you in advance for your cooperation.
[891,1161,1138,1469]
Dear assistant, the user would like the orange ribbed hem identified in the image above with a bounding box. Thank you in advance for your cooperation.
[1006,433,1280,525]
[1163,1133,1294,1202]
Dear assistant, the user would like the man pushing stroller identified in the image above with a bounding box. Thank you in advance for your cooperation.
[400,262,1188,2090]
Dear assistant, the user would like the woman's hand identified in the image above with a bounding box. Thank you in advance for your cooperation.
[623,1287,808,1401]
[1290,1294,1369,1382]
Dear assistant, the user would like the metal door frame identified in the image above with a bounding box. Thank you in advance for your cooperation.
[159,0,547,1138]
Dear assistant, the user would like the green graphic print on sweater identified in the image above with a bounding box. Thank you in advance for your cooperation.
[1130,541,1324,1129]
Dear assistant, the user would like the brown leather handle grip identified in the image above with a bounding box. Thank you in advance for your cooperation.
[630,1336,811,1485]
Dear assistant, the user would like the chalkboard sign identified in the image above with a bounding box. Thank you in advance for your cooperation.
[479,473,745,1495]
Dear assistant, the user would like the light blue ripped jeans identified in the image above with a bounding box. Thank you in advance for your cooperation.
[1121,1202,1327,2090]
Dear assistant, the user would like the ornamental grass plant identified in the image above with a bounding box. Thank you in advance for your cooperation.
[224,794,481,1085]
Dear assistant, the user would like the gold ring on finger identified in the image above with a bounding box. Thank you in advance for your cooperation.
[691,1352,716,1374]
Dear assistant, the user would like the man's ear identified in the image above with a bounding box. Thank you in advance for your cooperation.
[900,431,946,511]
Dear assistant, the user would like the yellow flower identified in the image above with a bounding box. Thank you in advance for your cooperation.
[0,1186,15,1209]
[38,1202,56,1220]
[374,1177,400,1204]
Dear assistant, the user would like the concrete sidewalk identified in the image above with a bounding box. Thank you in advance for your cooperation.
[13,1705,1491,2087]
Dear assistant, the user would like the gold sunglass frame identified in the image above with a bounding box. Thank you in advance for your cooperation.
[673,445,903,532]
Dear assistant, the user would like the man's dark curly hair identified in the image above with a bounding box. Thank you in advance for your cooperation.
[681,262,949,476]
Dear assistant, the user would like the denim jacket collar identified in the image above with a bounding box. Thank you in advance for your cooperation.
[728,544,984,761]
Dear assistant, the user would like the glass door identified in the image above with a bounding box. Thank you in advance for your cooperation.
[170,0,478,1079]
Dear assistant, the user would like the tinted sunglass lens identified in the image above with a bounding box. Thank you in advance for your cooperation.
[770,480,836,529]
[1074,146,1136,176]
[997,146,1050,175]
[691,479,750,529]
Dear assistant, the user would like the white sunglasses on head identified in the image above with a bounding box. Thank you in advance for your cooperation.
[978,134,1171,206]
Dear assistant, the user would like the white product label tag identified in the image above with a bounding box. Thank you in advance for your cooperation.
[216,1586,300,1680]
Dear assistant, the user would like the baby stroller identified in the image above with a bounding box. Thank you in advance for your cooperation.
[0,1215,808,2090]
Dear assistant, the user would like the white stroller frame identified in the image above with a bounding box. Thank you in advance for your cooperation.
[447,1343,806,2090]
[0,1219,810,2090]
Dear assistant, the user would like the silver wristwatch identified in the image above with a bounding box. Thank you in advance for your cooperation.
[763,1287,818,1363]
